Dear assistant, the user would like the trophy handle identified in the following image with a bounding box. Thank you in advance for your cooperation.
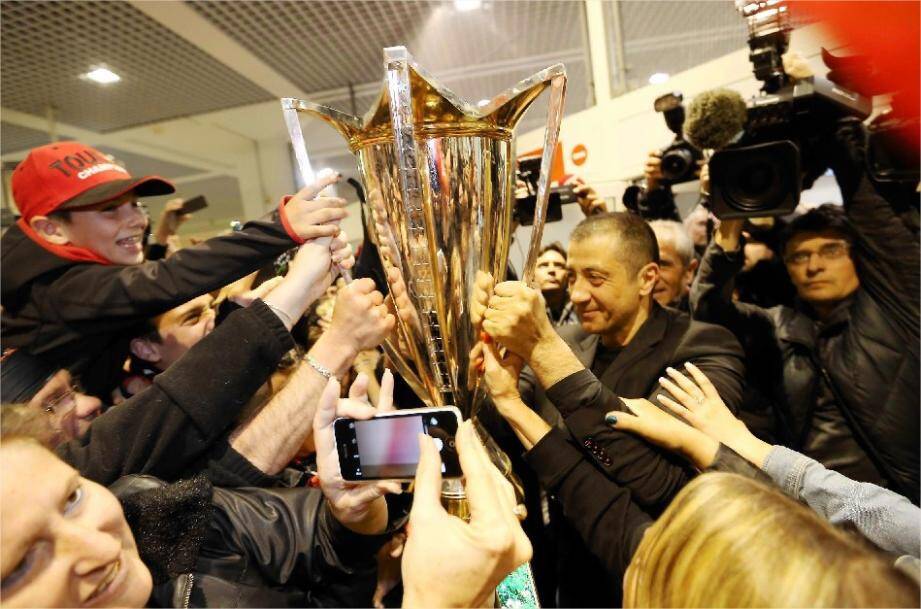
[519,74,567,288]
[280,98,363,282]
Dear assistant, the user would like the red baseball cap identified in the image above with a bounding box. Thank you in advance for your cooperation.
[11,142,175,221]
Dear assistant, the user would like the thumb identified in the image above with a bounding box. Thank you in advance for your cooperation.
[410,434,445,519]
[604,410,644,434]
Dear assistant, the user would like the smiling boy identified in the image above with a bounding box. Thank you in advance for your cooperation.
[2,142,347,397]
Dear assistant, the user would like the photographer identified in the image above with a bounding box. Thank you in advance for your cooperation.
[691,121,920,503]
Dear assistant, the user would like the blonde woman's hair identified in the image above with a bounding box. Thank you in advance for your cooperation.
[624,473,919,608]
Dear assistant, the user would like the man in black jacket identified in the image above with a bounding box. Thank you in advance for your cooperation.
[478,211,745,605]
[691,123,919,503]
[2,141,349,398]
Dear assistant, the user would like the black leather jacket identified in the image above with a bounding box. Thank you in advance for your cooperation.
[113,475,392,608]
[691,175,920,503]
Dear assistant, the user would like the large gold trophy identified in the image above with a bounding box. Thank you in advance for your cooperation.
[282,46,565,606]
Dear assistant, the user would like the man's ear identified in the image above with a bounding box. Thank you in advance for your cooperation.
[29,216,70,245]
[685,258,700,286]
[637,262,659,297]
[129,337,162,365]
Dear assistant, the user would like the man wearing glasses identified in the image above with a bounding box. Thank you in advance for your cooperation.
[0,350,102,442]
[691,170,919,505]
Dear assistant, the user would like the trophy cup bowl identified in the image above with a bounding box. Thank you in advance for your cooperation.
[282,47,566,503]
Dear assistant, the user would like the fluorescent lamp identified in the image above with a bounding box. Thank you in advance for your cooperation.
[84,67,121,84]
[454,0,482,11]
[648,72,670,85]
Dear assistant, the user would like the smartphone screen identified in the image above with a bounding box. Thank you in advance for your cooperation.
[334,408,462,480]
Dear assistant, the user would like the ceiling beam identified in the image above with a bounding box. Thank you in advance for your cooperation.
[584,0,613,104]
[0,107,234,174]
[129,0,309,99]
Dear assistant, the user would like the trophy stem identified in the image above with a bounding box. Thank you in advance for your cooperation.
[440,478,470,521]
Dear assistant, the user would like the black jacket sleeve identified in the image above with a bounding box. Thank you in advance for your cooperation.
[56,300,295,485]
[548,370,693,510]
[209,485,388,608]
[845,174,920,340]
[45,217,297,324]
[524,427,651,581]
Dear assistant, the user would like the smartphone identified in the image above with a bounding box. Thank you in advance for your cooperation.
[334,407,462,481]
[180,195,208,214]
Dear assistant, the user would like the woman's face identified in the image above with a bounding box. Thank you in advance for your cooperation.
[0,442,152,608]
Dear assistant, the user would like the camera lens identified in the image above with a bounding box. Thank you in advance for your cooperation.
[709,141,800,219]
[661,148,694,181]
[724,156,789,212]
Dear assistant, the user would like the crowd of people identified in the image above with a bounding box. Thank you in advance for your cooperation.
[1,79,919,609]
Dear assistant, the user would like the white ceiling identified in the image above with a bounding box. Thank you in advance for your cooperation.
[2,0,754,224]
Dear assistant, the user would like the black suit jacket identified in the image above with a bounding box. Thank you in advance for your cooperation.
[519,303,746,510]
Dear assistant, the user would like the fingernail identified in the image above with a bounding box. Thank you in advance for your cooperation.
[605,413,618,425]
[666,367,676,374]
[659,377,667,384]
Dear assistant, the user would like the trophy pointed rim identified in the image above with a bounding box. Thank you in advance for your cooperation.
[374,46,567,122]
[281,48,567,144]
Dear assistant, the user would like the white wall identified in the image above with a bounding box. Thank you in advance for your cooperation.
[506,23,851,271]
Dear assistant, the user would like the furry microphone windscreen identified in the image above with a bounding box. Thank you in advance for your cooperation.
[685,88,748,150]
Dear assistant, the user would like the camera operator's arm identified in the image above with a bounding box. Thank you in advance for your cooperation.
[831,120,920,315]
[566,176,608,216]
[636,151,682,222]
[689,220,776,340]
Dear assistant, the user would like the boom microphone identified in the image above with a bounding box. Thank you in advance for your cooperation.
[684,88,748,150]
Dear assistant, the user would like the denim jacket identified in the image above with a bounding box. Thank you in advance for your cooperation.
[762,445,920,558]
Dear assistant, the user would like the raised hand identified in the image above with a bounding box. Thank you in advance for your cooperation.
[282,173,349,242]
[313,372,400,534]
[565,175,607,216]
[262,232,354,330]
[644,149,664,190]
[657,362,772,467]
[402,421,532,608]
[605,396,718,470]
[483,281,555,360]
[479,340,525,407]
[327,278,396,353]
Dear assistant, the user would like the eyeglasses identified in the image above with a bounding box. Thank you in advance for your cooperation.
[41,383,81,416]
[784,242,850,266]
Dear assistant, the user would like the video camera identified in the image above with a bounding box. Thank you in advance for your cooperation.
[655,92,703,185]
[709,0,872,219]
[514,156,577,226]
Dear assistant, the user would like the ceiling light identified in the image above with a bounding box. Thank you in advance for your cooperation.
[477,99,490,106]
[454,0,482,11]
[648,72,670,85]
[84,67,121,84]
